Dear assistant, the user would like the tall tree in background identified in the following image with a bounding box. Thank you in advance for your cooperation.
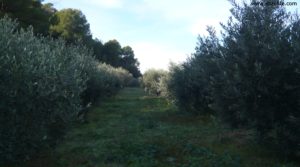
[50,8,92,43]
[100,41,141,77]
[91,38,104,61]
[102,39,122,67]
[120,46,141,78]
[0,0,55,35]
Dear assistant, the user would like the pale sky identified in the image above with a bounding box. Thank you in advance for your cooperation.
[44,0,299,72]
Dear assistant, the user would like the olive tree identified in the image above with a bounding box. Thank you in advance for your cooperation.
[0,17,93,164]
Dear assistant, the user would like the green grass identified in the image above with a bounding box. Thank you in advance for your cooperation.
[28,88,299,167]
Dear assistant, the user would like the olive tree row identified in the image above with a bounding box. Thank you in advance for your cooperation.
[166,0,300,157]
[0,17,133,164]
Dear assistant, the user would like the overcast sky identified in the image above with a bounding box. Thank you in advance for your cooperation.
[44,0,299,72]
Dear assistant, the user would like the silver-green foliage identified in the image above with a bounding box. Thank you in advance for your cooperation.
[81,61,135,107]
[167,42,218,115]
[215,1,300,156]
[167,1,300,157]
[142,69,168,96]
[95,63,133,96]
[0,17,93,163]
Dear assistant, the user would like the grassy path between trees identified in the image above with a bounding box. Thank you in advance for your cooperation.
[29,88,298,167]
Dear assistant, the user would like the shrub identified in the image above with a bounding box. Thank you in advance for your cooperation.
[81,62,135,106]
[0,17,93,164]
[96,63,133,94]
[142,69,168,96]
[113,66,134,87]
[127,77,140,87]
[167,31,219,115]
[166,64,186,107]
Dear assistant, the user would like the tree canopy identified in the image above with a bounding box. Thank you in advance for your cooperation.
[50,8,92,43]
[100,40,142,77]
[0,0,55,35]
[120,46,141,78]
[102,39,122,67]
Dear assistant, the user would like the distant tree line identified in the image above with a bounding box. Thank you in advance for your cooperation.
[0,0,141,77]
